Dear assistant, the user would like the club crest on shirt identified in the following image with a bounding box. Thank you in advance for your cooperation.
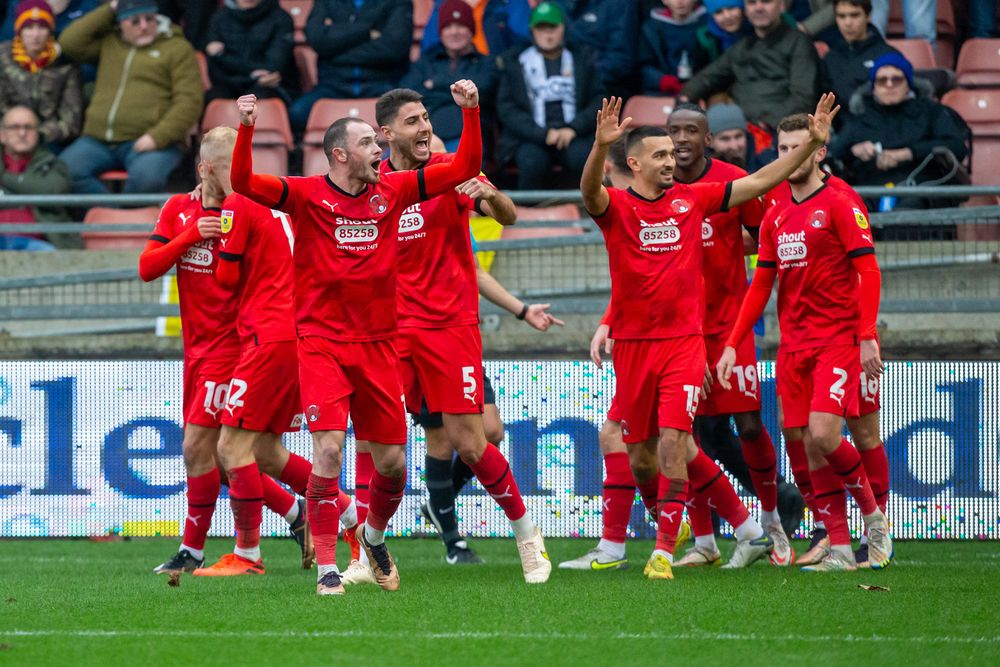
[854,207,869,229]
[810,209,826,228]
[220,209,234,233]
[670,198,691,214]
[307,404,320,423]
[369,193,389,215]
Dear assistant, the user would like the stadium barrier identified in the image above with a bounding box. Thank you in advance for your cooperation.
[0,360,995,541]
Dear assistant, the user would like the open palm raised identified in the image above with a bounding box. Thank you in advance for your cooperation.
[595,97,632,147]
[808,92,841,145]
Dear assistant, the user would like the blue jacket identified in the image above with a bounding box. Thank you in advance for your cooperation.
[421,0,531,57]
[562,0,639,94]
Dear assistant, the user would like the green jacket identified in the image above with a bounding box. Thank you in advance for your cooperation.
[0,147,77,247]
[681,22,819,128]
[59,4,203,148]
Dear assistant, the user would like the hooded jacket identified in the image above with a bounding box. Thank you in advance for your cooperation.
[59,4,203,148]
[204,0,296,97]
[0,42,83,145]
[820,26,900,111]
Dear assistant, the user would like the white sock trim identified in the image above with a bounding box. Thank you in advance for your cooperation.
[283,501,300,524]
[180,545,204,561]
[734,517,763,542]
[694,535,718,552]
[597,538,626,559]
[234,545,260,562]
[364,522,385,546]
[511,515,535,542]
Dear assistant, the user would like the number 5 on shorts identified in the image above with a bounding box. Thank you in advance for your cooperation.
[462,366,477,403]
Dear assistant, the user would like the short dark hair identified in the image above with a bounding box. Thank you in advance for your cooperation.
[625,126,669,156]
[834,0,872,14]
[323,117,370,158]
[607,136,629,173]
[375,88,424,128]
[667,102,707,124]
[776,113,810,135]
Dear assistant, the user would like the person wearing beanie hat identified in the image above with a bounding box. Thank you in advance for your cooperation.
[692,0,749,67]
[114,0,157,23]
[869,51,913,90]
[706,103,757,170]
[0,0,98,42]
[0,0,82,145]
[438,0,475,36]
[707,101,746,135]
[420,0,532,58]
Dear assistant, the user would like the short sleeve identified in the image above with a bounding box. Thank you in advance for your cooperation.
[690,181,730,217]
[149,196,181,244]
[831,195,875,257]
[738,194,764,231]
[589,187,621,230]
[756,208,778,267]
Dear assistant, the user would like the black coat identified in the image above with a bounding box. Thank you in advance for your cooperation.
[495,45,605,162]
[400,46,500,143]
[563,0,640,95]
[306,0,412,98]
[820,26,899,112]
[205,0,295,97]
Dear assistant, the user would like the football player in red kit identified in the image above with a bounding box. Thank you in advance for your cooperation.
[231,80,489,595]
[718,114,893,572]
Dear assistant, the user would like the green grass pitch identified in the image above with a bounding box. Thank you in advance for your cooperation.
[1,537,998,666]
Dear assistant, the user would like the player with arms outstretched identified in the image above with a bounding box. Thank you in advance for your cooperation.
[231,80,487,595]
[717,113,893,572]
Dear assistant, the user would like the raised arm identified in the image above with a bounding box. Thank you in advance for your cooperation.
[232,95,289,208]
[727,93,840,209]
[420,81,484,198]
[581,97,632,216]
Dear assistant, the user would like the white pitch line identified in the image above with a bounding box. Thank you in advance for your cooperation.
[3,629,999,645]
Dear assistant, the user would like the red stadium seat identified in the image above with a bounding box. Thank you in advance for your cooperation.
[886,0,955,67]
[621,95,676,128]
[195,51,211,90]
[514,204,580,221]
[82,206,160,250]
[280,0,313,44]
[201,98,293,176]
[942,89,1000,185]
[886,39,936,69]
[302,98,380,176]
[956,39,1000,88]
[294,45,318,93]
[500,226,584,240]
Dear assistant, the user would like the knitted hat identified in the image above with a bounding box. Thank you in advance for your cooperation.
[14,0,55,33]
[707,103,747,135]
[116,0,158,21]
[530,1,564,27]
[871,51,914,89]
[438,0,475,33]
[704,0,742,14]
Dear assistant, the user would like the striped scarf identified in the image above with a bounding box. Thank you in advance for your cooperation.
[11,36,57,73]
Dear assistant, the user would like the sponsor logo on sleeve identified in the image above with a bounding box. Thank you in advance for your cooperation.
[854,207,869,229]
[220,209,234,233]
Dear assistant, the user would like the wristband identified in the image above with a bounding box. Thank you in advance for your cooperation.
[516,304,528,320]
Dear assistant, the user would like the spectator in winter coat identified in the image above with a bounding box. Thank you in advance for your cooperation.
[681,0,819,128]
[204,0,296,103]
[692,0,751,68]
[0,0,96,40]
[58,0,203,194]
[401,0,499,152]
[820,0,898,117]
[830,52,966,207]
[289,0,412,131]
[420,0,531,57]
[0,0,82,146]
[638,0,707,96]
[0,105,72,250]
[563,0,640,98]
[495,1,604,189]
[706,102,770,172]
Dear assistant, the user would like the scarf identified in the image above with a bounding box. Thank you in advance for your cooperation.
[11,35,57,73]
[518,46,575,129]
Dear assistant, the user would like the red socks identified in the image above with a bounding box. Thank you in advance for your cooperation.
[826,439,878,516]
[279,452,312,496]
[636,475,659,517]
[260,473,296,518]
[859,443,890,513]
[355,451,375,526]
[687,448,750,530]
[654,475,688,554]
[785,438,818,518]
[740,430,778,512]
[601,452,635,542]
[470,443,527,521]
[182,468,221,551]
[228,462,263,551]
[367,470,407,532]
[307,473,340,568]
[811,465,851,546]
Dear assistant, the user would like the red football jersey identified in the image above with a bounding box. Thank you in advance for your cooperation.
[274,171,422,341]
[150,194,241,359]
[592,182,730,340]
[680,158,763,335]
[218,192,297,347]
[380,154,481,329]
[757,184,876,352]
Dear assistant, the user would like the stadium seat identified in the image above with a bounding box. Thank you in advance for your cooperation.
[294,45,318,93]
[82,206,160,250]
[302,98,379,176]
[886,0,955,67]
[280,0,312,44]
[515,204,580,221]
[956,39,1000,88]
[500,225,584,240]
[887,39,936,69]
[621,95,676,128]
[942,89,1000,185]
[201,98,293,176]
[195,51,211,91]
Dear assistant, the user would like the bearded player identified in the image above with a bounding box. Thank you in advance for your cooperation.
[231,80,517,595]
[580,94,840,580]
[717,113,893,572]
[141,128,310,575]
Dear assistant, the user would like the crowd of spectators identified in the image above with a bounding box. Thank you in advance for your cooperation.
[0,0,993,249]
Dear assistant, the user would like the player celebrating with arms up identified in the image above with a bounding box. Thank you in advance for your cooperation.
[717,113,893,572]
[580,93,841,580]
[231,81,486,595]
